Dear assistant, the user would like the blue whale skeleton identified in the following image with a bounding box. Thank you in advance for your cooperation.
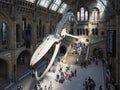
[30,11,80,80]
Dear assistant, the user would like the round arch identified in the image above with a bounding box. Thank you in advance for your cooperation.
[93,48,104,59]
[16,50,31,78]
[0,58,8,81]
[60,45,67,55]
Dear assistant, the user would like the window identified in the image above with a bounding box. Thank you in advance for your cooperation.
[58,3,67,13]
[26,0,35,3]
[83,29,85,35]
[77,29,79,35]
[79,29,82,35]
[86,29,89,35]
[92,8,99,21]
[77,7,89,21]
[81,7,84,21]
[2,23,7,44]
[38,0,52,8]
[16,24,20,42]
[77,11,80,21]
[22,17,26,31]
[69,16,74,22]
[95,28,98,35]
[39,19,42,37]
[85,11,88,21]
[92,28,95,35]
[49,0,62,11]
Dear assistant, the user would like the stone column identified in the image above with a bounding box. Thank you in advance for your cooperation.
[116,12,120,89]
[31,21,37,51]
[10,20,17,81]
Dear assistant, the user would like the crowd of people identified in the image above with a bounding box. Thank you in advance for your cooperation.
[33,62,78,90]
[82,76,96,90]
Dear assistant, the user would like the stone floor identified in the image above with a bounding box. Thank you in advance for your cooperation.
[38,61,105,90]
[10,60,105,90]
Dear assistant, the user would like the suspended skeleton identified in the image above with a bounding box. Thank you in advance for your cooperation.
[30,11,80,80]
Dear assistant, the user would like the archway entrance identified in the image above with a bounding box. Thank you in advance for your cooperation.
[17,50,30,78]
[60,45,67,55]
[93,48,104,59]
[0,59,8,86]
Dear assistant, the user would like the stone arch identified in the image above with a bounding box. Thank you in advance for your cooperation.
[0,58,9,82]
[16,50,31,78]
[0,11,10,24]
[93,47,104,59]
[92,7,100,13]
[60,45,67,55]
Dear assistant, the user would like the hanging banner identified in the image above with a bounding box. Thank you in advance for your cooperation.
[107,30,116,57]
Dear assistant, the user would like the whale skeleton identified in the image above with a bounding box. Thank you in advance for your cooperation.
[30,11,80,80]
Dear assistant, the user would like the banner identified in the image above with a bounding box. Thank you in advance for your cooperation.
[107,30,116,57]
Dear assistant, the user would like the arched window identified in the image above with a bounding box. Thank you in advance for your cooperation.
[77,11,80,21]
[92,28,95,35]
[92,8,99,22]
[42,25,45,37]
[83,29,85,35]
[86,29,89,36]
[81,7,85,21]
[77,7,89,21]
[79,29,82,35]
[95,28,98,35]
[69,16,74,22]
[39,19,42,38]
[77,28,79,35]
[22,17,26,42]
[22,17,26,31]
[16,24,20,42]
[2,23,7,45]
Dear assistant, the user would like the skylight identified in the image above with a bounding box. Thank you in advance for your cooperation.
[58,3,67,13]
[26,0,35,3]
[38,0,52,8]
[50,0,62,11]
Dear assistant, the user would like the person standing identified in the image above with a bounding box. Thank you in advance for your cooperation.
[99,85,102,90]
[56,73,59,82]
[74,69,77,77]
[44,85,47,90]
[49,81,53,89]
